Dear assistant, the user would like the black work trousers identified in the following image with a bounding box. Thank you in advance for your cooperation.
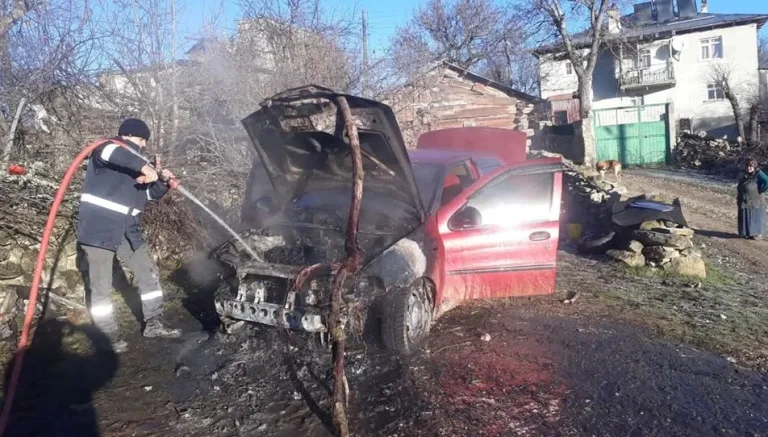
[79,237,164,335]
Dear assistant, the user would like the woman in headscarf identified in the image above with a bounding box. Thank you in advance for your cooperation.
[737,157,768,240]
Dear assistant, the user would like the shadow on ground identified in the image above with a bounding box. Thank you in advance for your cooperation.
[1,319,118,437]
[694,228,741,239]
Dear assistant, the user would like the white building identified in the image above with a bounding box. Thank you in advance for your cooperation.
[535,0,767,139]
[760,65,768,102]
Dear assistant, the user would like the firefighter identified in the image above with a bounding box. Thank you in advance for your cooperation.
[77,118,181,353]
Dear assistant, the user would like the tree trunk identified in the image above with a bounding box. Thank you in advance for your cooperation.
[749,104,759,143]
[725,90,746,140]
[2,97,26,163]
[578,76,597,167]
[328,95,365,437]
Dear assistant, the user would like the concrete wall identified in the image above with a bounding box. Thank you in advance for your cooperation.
[760,69,768,101]
[539,52,583,100]
[538,23,762,138]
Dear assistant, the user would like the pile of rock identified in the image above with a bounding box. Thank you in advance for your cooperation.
[0,231,84,342]
[606,220,706,278]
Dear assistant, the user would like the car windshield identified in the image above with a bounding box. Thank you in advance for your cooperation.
[412,163,443,210]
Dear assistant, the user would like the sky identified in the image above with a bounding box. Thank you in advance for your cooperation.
[176,0,768,56]
[175,0,416,54]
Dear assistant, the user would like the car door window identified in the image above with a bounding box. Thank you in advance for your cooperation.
[441,163,474,206]
[462,172,554,227]
[473,157,502,176]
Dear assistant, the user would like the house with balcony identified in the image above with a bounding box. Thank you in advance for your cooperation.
[534,0,767,165]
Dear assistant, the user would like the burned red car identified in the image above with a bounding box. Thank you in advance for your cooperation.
[213,86,563,354]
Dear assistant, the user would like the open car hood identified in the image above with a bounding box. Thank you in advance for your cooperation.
[241,85,425,223]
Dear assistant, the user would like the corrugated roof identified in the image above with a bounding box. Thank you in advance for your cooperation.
[534,12,768,55]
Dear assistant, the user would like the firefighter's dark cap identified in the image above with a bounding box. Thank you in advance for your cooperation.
[118,118,151,140]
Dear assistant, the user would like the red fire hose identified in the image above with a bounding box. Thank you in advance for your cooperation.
[0,138,159,436]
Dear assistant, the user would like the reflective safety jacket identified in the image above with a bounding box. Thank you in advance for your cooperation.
[77,137,169,251]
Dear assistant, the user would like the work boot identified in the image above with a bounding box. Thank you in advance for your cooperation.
[143,317,181,338]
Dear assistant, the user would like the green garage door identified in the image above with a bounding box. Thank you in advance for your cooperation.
[594,104,669,166]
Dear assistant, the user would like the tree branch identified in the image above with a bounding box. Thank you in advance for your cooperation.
[2,98,27,163]
[0,0,34,40]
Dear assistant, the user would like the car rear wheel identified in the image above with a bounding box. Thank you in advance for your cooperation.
[381,279,432,355]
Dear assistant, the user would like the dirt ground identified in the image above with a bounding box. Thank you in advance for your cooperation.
[4,168,768,437]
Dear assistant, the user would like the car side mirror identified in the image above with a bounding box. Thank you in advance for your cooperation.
[450,206,482,230]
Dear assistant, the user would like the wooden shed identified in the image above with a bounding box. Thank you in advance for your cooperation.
[385,61,541,148]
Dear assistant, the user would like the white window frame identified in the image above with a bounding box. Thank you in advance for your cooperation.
[700,36,723,61]
[565,61,573,75]
[706,83,725,101]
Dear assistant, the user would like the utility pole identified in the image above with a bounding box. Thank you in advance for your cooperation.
[361,10,369,98]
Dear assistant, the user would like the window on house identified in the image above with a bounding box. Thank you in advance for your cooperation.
[637,49,652,68]
[565,62,573,75]
[700,37,723,60]
[707,83,725,100]
[553,111,568,125]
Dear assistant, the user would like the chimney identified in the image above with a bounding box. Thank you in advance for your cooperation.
[701,0,709,13]
[678,0,698,19]
[633,2,654,25]
[655,0,674,22]
[608,4,622,34]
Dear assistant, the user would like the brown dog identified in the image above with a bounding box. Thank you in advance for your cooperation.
[596,160,622,183]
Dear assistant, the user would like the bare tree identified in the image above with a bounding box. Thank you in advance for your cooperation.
[1,0,101,165]
[0,0,35,40]
[478,49,541,95]
[520,0,618,165]
[759,35,768,67]
[237,0,357,94]
[90,0,180,155]
[390,0,525,80]
[708,61,758,141]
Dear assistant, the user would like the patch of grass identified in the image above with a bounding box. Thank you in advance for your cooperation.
[701,261,741,287]
[617,260,740,287]
[596,262,767,371]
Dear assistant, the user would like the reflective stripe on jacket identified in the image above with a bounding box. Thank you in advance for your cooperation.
[77,137,169,251]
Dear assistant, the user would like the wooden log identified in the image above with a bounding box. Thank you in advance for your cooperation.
[328,95,366,437]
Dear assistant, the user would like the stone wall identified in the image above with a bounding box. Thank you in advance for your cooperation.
[0,232,82,343]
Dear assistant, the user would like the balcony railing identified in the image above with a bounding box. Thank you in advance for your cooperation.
[620,64,676,89]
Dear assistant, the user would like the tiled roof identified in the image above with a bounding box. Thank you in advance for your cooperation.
[534,13,768,55]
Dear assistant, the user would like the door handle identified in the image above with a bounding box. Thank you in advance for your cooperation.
[529,231,551,241]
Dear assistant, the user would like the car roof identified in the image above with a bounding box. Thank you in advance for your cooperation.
[407,149,498,166]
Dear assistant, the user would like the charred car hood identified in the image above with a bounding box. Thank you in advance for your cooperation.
[241,85,425,223]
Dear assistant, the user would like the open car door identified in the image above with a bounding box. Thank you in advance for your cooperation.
[436,158,563,306]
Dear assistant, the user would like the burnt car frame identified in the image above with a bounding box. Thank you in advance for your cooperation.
[212,85,563,355]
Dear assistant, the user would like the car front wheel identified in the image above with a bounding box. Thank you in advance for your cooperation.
[381,279,433,355]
